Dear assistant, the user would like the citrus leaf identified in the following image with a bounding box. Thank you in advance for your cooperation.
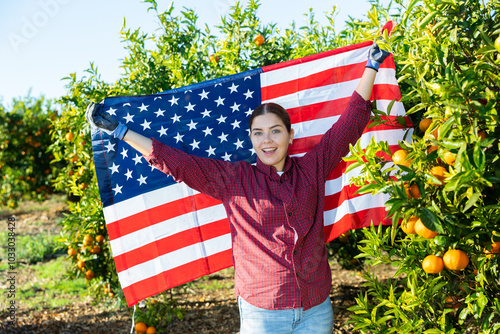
[464,191,481,212]
[419,208,444,233]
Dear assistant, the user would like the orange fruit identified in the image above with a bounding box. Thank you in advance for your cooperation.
[95,235,105,244]
[108,291,114,298]
[135,322,148,333]
[484,241,500,258]
[209,54,219,63]
[445,296,460,309]
[79,183,88,190]
[65,132,74,141]
[401,216,418,234]
[392,149,411,168]
[495,36,500,53]
[443,151,456,166]
[415,219,438,239]
[419,118,432,132]
[146,327,157,334]
[409,184,421,199]
[83,235,94,246]
[67,248,77,256]
[70,154,79,163]
[77,260,85,269]
[478,131,486,140]
[85,270,95,280]
[422,255,444,274]
[254,34,265,46]
[491,241,500,253]
[90,245,101,254]
[427,145,438,155]
[443,249,469,270]
[429,166,447,186]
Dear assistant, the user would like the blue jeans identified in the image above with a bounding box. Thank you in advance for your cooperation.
[238,296,334,334]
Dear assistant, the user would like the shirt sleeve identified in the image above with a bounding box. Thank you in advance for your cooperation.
[143,138,240,201]
[300,90,372,181]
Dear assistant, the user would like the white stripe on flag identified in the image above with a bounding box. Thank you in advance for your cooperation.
[261,79,359,108]
[117,233,232,288]
[103,182,200,224]
[323,192,392,227]
[109,204,227,257]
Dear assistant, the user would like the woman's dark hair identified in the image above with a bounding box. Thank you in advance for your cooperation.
[248,103,291,133]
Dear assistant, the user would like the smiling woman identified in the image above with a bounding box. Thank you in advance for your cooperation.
[85,42,390,333]
[248,103,295,172]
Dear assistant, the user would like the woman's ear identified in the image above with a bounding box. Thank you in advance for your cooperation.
[289,128,295,144]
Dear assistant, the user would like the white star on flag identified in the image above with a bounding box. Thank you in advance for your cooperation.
[138,103,149,112]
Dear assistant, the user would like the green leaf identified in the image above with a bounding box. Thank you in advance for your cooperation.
[464,192,481,212]
[356,182,379,195]
[419,208,444,233]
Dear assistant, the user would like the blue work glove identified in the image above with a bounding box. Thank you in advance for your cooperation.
[365,43,391,72]
[85,102,128,140]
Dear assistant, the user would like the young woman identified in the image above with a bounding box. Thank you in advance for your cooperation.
[86,43,390,333]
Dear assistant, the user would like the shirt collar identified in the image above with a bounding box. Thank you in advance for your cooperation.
[256,155,293,178]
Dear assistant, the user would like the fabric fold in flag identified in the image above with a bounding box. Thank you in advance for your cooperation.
[90,40,408,306]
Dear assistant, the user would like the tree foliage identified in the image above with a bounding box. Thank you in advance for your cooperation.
[0,95,56,208]
[347,0,500,332]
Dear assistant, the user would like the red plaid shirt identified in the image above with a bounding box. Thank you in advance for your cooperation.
[144,91,371,310]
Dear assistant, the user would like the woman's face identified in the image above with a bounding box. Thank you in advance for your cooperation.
[249,112,294,172]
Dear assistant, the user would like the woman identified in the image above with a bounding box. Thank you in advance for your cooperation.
[86,43,390,333]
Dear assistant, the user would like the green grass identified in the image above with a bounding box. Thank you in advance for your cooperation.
[5,256,87,310]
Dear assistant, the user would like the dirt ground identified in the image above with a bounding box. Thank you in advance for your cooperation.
[0,199,397,334]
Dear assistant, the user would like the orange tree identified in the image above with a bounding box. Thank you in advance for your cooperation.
[345,0,500,332]
[0,95,56,208]
[48,0,378,326]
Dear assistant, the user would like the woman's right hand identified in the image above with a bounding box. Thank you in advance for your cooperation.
[85,102,129,140]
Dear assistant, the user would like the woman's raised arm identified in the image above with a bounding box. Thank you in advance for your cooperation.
[355,43,391,101]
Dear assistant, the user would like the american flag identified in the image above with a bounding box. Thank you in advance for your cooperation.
[91,40,408,306]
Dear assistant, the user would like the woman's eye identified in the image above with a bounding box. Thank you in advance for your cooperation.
[254,131,262,136]
[272,129,280,134]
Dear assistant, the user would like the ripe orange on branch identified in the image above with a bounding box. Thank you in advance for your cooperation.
[83,234,94,246]
[429,166,447,186]
[392,149,411,168]
[409,183,421,199]
[445,296,461,309]
[422,255,444,274]
[135,322,148,333]
[415,219,438,239]
[401,216,418,234]
[254,34,265,46]
[419,118,432,132]
[443,249,469,270]
[443,151,456,166]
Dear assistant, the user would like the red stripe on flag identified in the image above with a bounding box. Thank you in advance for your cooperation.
[107,193,222,240]
[323,207,391,243]
[261,64,364,101]
[371,84,401,101]
[122,249,233,307]
[286,97,351,123]
[114,219,230,273]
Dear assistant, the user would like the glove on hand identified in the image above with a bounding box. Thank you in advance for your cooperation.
[365,43,391,72]
[85,102,128,140]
